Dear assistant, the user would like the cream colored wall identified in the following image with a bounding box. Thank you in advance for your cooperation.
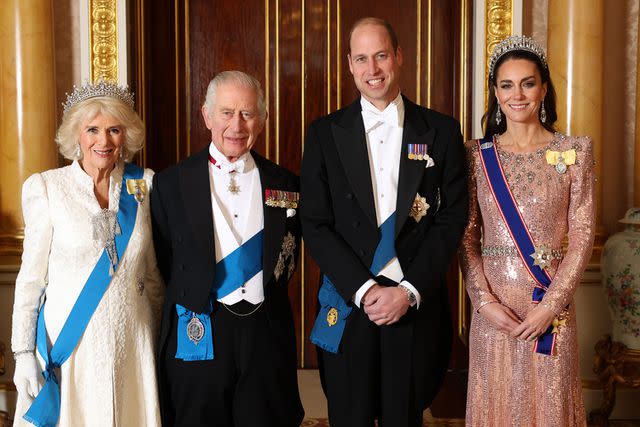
[0,0,79,418]
[524,0,640,419]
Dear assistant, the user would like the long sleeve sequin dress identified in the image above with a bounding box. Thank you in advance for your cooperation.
[460,133,595,427]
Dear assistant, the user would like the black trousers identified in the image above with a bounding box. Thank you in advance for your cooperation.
[319,306,422,427]
[161,300,303,427]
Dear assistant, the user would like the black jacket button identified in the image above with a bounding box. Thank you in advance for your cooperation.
[346,193,354,200]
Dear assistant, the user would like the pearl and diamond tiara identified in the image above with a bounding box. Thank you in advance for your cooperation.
[488,35,547,78]
[62,80,135,114]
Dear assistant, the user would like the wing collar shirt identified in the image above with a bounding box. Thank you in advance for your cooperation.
[353,93,421,308]
[208,143,264,304]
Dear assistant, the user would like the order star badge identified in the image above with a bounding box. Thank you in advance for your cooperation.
[409,193,429,223]
[531,245,553,270]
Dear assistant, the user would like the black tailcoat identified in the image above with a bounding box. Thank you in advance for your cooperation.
[151,148,303,426]
[300,96,468,425]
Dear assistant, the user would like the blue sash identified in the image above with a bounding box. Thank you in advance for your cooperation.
[477,137,556,355]
[24,163,143,427]
[175,230,264,361]
[310,213,397,353]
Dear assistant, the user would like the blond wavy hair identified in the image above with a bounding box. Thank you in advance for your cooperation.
[55,96,145,161]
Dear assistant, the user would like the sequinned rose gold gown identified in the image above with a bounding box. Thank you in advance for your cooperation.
[460,133,595,427]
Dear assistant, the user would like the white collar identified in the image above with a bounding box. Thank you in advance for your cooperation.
[208,142,253,174]
[360,92,405,132]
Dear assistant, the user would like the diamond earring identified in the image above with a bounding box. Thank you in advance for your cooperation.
[540,100,547,123]
[496,105,502,125]
[75,143,81,159]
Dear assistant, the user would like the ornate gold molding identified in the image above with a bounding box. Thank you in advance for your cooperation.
[484,0,512,105]
[0,234,23,257]
[90,0,118,82]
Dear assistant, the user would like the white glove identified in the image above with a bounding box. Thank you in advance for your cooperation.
[13,352,41,399]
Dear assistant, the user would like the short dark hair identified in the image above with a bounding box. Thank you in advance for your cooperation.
[482,50,558,138]
[348,17,399,54]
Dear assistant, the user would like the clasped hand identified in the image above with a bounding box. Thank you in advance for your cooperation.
[479,301,556,341]
[362,284,410,326]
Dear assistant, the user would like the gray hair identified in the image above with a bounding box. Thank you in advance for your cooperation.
[202,71,267,121]
[56,96,145,161]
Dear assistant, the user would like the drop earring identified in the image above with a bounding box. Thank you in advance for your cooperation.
[75,143,81,159]
[540,99,547,123]
[496,105,502,125]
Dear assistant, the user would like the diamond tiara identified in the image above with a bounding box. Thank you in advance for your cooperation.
[489,35,547,78]
[62,80,135,114]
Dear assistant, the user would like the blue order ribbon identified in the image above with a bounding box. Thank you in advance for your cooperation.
[175,230,264,361]
[478,137,556,355]
[310,213,397,354]
[24,163,143,427]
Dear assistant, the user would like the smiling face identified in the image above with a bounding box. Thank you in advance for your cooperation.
[201,81,265,162]
[348,23,403,111]
[494,58,547,127]
[78,112,125,173]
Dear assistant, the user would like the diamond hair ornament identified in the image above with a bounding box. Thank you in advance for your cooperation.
[489,35,547,78]
[62,80,135,114]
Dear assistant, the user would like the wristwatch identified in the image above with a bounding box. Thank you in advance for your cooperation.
[398,284,417,306]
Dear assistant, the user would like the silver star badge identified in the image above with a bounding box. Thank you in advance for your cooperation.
[531,246,553,270]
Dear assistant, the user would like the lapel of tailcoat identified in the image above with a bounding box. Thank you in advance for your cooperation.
[253,152,286,285]
[179,148,216,278]
[395,97,436,237]
[331,100,377,229]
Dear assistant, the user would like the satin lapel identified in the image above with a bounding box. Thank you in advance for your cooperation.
[395,100,436,237]
[180,148,216,269]
[253,153,285,284]
[332,101,377,228]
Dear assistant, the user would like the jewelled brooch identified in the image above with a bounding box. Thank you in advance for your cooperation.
[126,179,147,203]
[545,149,576,174]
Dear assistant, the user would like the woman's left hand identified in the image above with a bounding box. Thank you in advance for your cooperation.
[510,305,556,341]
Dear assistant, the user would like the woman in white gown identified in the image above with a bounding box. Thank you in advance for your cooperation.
[11,81,163,427]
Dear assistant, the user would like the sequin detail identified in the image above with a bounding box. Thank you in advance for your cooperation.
[460,133,595,426]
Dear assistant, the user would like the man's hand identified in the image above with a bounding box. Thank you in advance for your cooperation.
[478,302,521,334]
[510,305,556,342]
[362,285,410,326]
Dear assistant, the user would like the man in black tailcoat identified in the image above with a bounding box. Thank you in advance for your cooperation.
[301,17,468,427]
[151,71,304,427]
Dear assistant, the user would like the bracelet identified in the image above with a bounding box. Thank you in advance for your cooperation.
[12,349,33,360]
[476,299,499,313]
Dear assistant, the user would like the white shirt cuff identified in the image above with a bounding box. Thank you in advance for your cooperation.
[353,279,377,308]
[399,280,421,308]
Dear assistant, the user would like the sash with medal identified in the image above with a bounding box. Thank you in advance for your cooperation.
[175,230,264,361]
[310,213,397,353]
[477,136,558,355]
[23,163,144,427]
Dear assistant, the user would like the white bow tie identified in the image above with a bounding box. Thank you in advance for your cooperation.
[362,105,400,131]
[210,155,246,174]
[221,159,245,174]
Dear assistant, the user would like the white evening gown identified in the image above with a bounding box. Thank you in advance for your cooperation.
[12,160,163,427]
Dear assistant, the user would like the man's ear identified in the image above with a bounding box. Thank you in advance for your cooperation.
[201,106,212,129]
